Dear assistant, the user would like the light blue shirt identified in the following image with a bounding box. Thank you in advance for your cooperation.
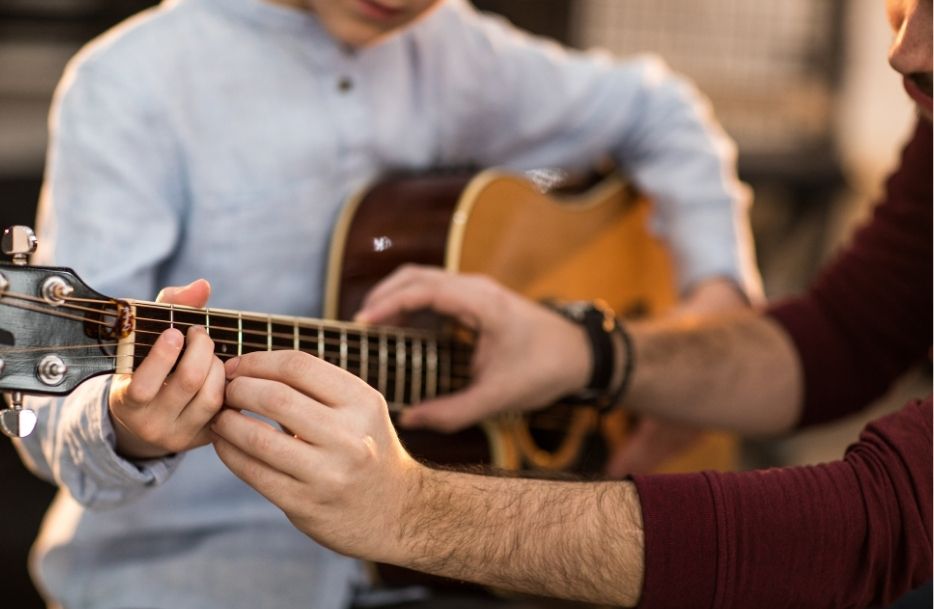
[16,0,760,607]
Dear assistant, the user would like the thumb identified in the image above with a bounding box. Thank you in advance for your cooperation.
[156,278,212,308]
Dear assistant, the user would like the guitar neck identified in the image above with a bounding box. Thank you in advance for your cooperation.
[125,300,471,408]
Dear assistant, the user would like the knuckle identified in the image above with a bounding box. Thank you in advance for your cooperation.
[248,426,272,453]
[174,366,204,394]
[266,384,294,416]
[282,352,314,382]
[124,382,151,407]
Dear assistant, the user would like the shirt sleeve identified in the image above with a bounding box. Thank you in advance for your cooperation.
[424,0,761,299]
[632,398,933,609]
[766,120,932,427]
[13,55,186,509]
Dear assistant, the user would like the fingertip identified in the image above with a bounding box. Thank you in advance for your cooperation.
[163,327,184,349]
[193,277,211,294]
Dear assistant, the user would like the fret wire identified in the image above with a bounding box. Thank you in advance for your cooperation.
[205,309,210,336]
[136,342,475,384]
[128,328,475,366]
[131,304,439,339]
[131,340,474,376]
[360,328,369,384]
[237,312,243,356]
[441,338,451,395]
[131,310,440,346]
[293,319,299,350]
[339,328,348,370]
[378,330,388,397]
[317,326,324,359]
[426,338,438,400]
[394,331,406,405]
[411,337,422,404]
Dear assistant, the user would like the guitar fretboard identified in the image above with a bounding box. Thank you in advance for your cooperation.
[128,302,472,408]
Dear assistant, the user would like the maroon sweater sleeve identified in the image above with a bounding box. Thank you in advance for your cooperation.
[633,398,933,609]
[766,120,932,427]
[632,122,933,607]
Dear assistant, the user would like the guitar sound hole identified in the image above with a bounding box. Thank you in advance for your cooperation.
[0,328,13,346]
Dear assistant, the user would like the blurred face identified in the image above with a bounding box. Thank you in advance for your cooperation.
[885,0,933,120]
[271,0,442,48]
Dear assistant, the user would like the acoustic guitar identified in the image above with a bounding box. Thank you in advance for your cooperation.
[0,171,734,585]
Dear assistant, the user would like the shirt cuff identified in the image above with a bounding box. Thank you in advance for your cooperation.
[631,472,719,609]
[657,200,763,303]
[61,375,182,505]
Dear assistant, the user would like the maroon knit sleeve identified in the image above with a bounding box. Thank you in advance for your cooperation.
[633,398,932,609]
[766,120,932,427]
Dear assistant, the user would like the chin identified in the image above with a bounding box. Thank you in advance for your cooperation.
[332,23,395,48]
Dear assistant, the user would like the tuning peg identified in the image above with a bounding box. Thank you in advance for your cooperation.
[0,392,37,438]
[2,226,38,266]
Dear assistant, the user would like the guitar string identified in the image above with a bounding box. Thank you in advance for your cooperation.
[127,327,473,369]
[0,295,594,424]
[0,292,596,428]
[1,292,469,354]
[0,336,474,379]
[128,318,474,358]
[0,293,474,361]
[60,294,442,339]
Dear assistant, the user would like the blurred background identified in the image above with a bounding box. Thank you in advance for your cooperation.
[0,1,924,606]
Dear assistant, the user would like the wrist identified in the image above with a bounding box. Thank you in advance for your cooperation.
[386,459,433,566]
[551,300,632,411]
[108,389,172,460]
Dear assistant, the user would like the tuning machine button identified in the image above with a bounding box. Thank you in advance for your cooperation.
[2,226,38,266]
[37,355,67,386]
[41,276,74,305]
[1,392,37,438]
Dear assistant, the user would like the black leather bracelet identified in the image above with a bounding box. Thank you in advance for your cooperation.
[606,318,635,412]
[552,300,619,409]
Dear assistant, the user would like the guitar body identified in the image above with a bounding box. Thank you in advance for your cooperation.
[326,170,736,587]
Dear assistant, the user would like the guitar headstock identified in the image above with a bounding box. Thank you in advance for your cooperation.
[0,227,127,437]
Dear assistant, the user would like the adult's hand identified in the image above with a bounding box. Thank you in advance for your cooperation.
[354,265,592,432]
[109,279,226,459]
[212,350,424,564]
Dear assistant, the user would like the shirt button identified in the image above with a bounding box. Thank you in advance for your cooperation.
[337,76,353,93]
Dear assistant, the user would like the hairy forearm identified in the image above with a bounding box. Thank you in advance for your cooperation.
[395,468,644,606]
[624,310,802,435]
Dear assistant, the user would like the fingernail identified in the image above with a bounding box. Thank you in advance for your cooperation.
[225,357,240,379]
[353,311,369,323]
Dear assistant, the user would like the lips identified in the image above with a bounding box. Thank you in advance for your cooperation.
[356,0,403,20]
[903,75,933,113]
